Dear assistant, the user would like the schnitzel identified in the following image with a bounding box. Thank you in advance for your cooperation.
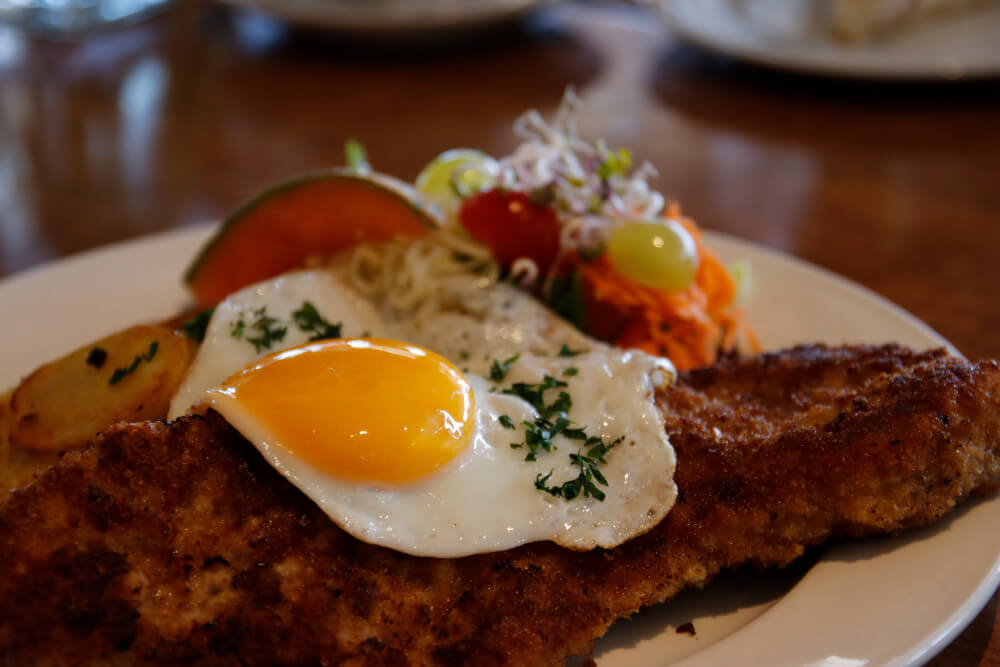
[1,344,998,665]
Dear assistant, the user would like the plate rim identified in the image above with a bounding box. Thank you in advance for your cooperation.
[703,231,958,356]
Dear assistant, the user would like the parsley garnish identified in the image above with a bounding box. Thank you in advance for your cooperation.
[502,375,576,461]
[292,301,342,341]
[563,366,579,376]
[109,341,158,386]
[535,435,624,501]
[559,343,584,357]
[498,370,624,503]
[232,308,287,353]
[502,374,567,415]
[86,347,107,369]
[489,354,520,382]
[182,308,214,343]
[498,415,515,429]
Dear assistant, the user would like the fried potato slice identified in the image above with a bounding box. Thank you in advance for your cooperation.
[8,325,195,453]
[1,388,61,493]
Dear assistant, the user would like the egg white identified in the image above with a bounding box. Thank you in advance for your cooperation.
[172,269,678,557]
[170,270,593,418]
[203,349,676,557]
[169,270,397,419]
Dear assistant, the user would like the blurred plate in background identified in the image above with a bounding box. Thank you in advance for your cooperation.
[215,0,556,33]
[659,0,1000,80]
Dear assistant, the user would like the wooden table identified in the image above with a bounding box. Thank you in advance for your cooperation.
[2,1,998,663]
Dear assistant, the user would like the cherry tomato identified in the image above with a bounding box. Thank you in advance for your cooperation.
[459,189,561,276]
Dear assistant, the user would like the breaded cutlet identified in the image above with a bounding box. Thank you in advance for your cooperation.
[1,344,998,665]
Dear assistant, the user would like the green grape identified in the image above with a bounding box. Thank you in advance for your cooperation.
[606,220,699,291]
[415,149,499,206]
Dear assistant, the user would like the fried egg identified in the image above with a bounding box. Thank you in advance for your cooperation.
[170,270,678,557]
[169,269,593,417]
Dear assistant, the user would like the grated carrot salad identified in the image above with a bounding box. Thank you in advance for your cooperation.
[575,204,759,370]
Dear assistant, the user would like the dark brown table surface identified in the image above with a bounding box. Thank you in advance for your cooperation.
[2,0,999,663]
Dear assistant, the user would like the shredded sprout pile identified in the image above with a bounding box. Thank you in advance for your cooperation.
[498,89,665,286]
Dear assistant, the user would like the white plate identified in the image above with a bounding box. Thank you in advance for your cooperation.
[215,0,555,33]
[2,225,998,666]
[659,0,1000,80]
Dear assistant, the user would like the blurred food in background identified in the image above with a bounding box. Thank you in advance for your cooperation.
[660,0,1000,79]
[733,0,999,42]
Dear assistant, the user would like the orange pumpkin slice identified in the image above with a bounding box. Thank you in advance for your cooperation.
[184,169,434,307]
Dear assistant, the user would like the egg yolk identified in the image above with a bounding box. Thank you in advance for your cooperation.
[204,339,474,485]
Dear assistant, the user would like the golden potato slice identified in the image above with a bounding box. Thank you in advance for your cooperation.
[8,325,195,453]
[1,387,61,494]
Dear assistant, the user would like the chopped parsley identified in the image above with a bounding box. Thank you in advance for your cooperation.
[498,415,515,429]
[232,307,287,353]
[489,354,520,382]
[292,301,342,341]
[501,374,566,415]
[535,436,624,501]
[562,366,579,377]
[498,370,623,503]
[503,375,576,461]
[514,414,565,460]
[247,309,287,352]
[228,302,343,352]
[182,308,214,343]
[109,340,158,386]
[86,347,107,369]
[558,343,584,358]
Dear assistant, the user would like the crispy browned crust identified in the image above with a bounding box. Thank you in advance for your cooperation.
[1,344,999,666]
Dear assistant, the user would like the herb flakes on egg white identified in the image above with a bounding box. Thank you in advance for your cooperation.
[292,301,342,341]
[182,308,215,343]
[535,435,624,502]
[497,365,624,502]
[489,354,520,382]
[231,302,344,353]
